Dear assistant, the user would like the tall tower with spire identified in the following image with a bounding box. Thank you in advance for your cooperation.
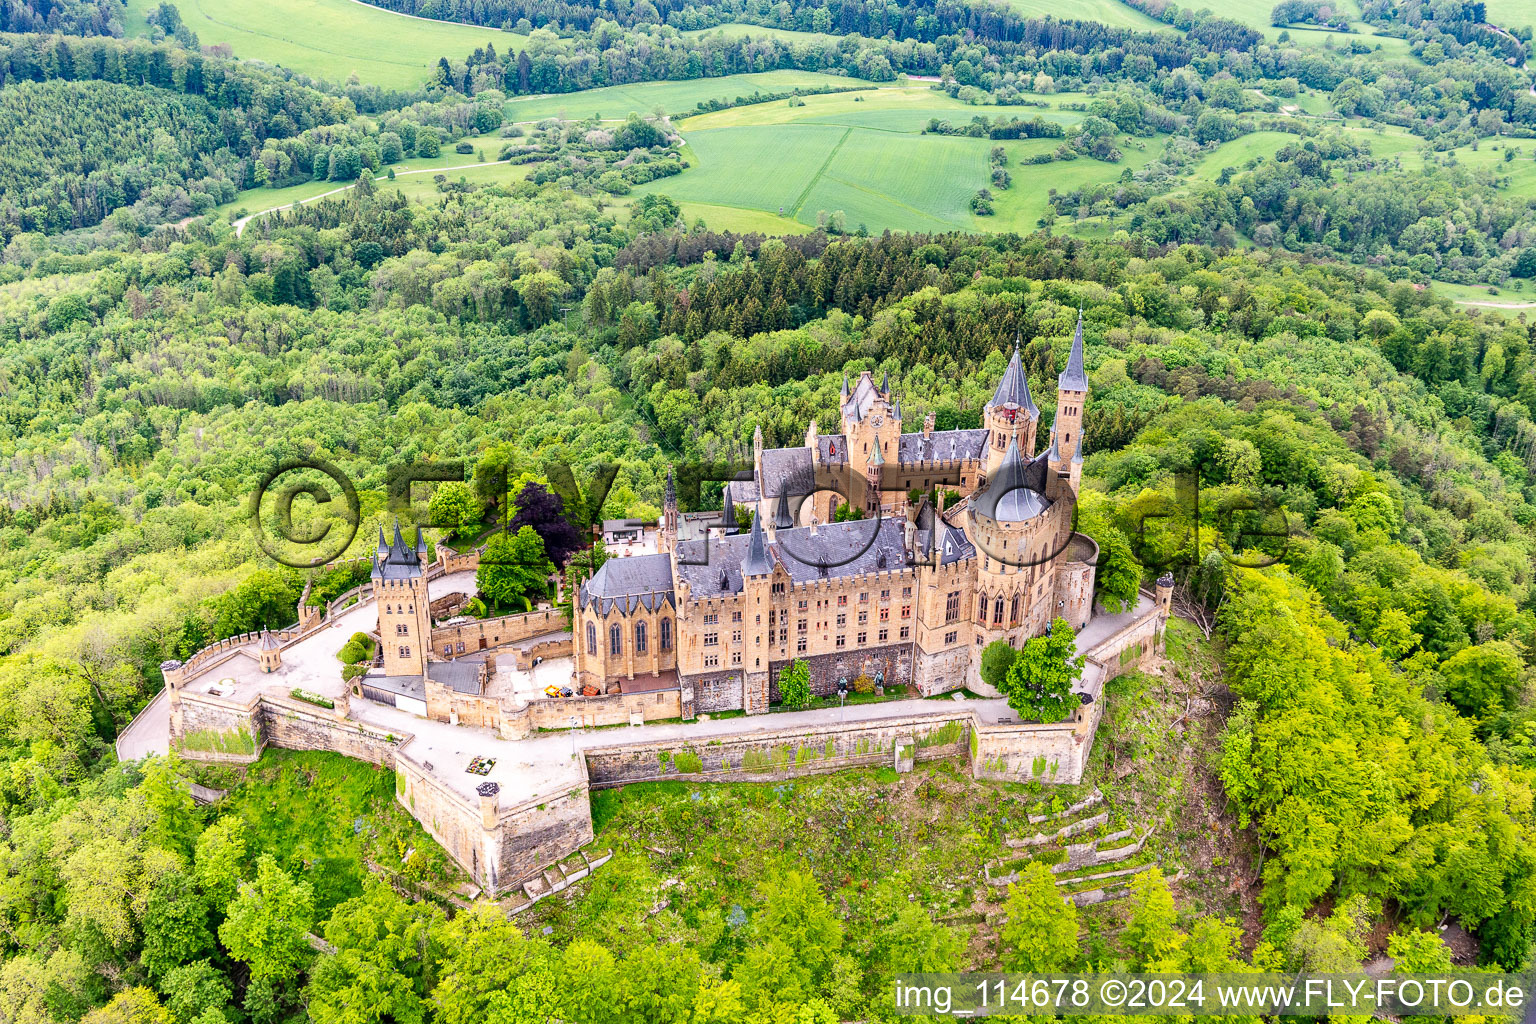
[373,522,431,677]
[1054,308,1089,484]
[984,334,1040,479]
[840,368,901,504]
[659,470,678,554]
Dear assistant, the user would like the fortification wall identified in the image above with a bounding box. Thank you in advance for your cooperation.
[259,695,400,766]
[1082,601,1163,685]
[430,608,566,657]
[522,689,682,730]
[582,710,971,788]
[172,691,265,763]
[970,697,1103,785]
[912,643,971,696]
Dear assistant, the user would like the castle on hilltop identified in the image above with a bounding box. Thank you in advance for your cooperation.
[572,312,1102,713]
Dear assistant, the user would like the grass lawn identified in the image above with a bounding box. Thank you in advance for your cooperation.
[680,22,841,44]
[124,0,525,89]
[1483,0,1535,32]
[1187,130,1298,181]
[998,0,1168,30]
[504,71,865,123]
[1429,279,1536,307]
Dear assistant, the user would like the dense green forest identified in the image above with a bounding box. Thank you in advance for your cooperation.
[3,0,1536,1015]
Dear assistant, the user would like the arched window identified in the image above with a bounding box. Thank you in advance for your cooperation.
[609,624,622,656]
[976,593,988,624]
[586,622,597,655]
[1010,593,1022,625]
[660,618,673,651]
[992,596,1004,625]
[635,621,648,653]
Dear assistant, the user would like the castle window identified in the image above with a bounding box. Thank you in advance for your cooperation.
[704,654,719,668]
[945,591,961,622]
[879,628,888,642]
[857,631,867,645]
[704,613,719,625]
[609,624,622,656]
[900,626,910,639]
[586,622,597,654]
[732,611,742,623]
[900,605,911,619]
[661,618,672,650]
[399,645,410,658]
[396,624,408,635]
[836,635,846,648]
[797,619,807,632]
[704,633,718,647]
[797,637,807,653]
[836,614,846,627]
[945,630,958,645]
[992,596,1004,625]
[976,593,988,623]
[731,651,741,665]
[635,621,647,653]
[1011,594,1022,625]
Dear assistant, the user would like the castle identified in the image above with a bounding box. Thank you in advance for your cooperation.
[571,312,1100,714]
[130,312,1172,897]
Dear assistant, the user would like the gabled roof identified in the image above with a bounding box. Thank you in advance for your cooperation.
[578,553,675,615]
[897,428,988,465]
[989,336,1039,418]
[1059,308,1089,393]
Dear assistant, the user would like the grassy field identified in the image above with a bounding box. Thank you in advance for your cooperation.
[680,22,842,44]
[998,0,1167,30]
[633,84,1153,233]
[1188,130,1298,180]
[503,71,864,123]
[125,0,525,89]
[1483,0,1536,32]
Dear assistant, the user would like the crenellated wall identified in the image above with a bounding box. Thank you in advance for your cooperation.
[430,608,567,658]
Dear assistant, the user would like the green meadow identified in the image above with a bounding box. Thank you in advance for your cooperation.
[1483,0,1535,32]
[124,0,525,89]
[680,23,842,44]
[503,71,864,123]
[1000,0,1167,31]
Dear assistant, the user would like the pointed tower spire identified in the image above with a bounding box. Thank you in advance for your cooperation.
[989,340,1039,418]
[841,372,849,399]
[1046,424,1061,462]
[741,510,773,576]
[1072,432,1084,464]
[722,486,736,531]
[869,436,885,467]
[1059,306,1088,392]
[774,475,793,530]
[665,469,676,505]
[880,369,889,394]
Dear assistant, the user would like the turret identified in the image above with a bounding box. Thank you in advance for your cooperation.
[258,629,282,674]
[1055,307,1089,465]
[985,334,1040,478]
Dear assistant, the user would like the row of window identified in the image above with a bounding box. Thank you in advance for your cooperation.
[586,618,674,658]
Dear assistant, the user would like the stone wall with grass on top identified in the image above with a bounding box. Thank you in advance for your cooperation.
[582,710,972,787]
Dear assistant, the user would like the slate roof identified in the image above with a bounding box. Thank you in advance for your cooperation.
[676,517,914,592]
[972,438,1054,523]
[373,522,424,581]
[897,428,989,465]
[360,672,425,700]
[989,339,1039,418]
[427,660,483,695]
[817,434,849,464]
[841,372,884,422]
[578,553,675,615]
[760,447,816,498]
[1059,310,1089,393]
[914,499,976,567]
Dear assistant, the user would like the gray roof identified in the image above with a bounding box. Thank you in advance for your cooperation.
[602,518,645,532]
[973,438,1054,523]
[760,447,815,498]
[360,672,425,700]
[427,660,483,695]
[816,435,848,464]
[578,553,675,615]
[741,514,773,576]
[725,478,760,504]
[989,339,1039,418]
[1059,310,1089,393]
[897,428,988,465]
[372,521,424,581]
[259,629,280,651]
[915,500,976,567]
[677,517,913,591]
[841,372,883,422]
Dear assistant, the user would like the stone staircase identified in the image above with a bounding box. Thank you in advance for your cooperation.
[503,847,613,916]
[983,789,1160,907]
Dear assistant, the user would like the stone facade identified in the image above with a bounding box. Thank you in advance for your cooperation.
[431,608,567,660]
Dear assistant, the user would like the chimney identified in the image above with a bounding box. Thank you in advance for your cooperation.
[923,412,935,438]
[477,781,500,830]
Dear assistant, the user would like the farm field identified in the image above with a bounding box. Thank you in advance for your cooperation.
[1187,130,1298,181]
[503,71,865,123]
[680,22,841,44]
[1483,0,1536,32]
[677,82,1001,131]
[998,0,1167,31]
[123,0,525,89]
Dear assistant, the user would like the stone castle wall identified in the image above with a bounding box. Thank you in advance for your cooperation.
[582,711,972,788]
[430,608,566,658]
[912,643,971,696]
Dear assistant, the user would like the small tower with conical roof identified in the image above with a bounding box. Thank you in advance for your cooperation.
[258,629,283,673]
[1055,307,1089,469]
[985,333,1040,479]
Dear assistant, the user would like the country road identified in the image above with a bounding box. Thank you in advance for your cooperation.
[232,158,509,235]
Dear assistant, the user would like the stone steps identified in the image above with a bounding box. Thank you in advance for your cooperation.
[505,847,613,915]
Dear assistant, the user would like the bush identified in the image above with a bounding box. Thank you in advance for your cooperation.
[778,659,812,710]
[851,674,875,695]
[454,141,474,154]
